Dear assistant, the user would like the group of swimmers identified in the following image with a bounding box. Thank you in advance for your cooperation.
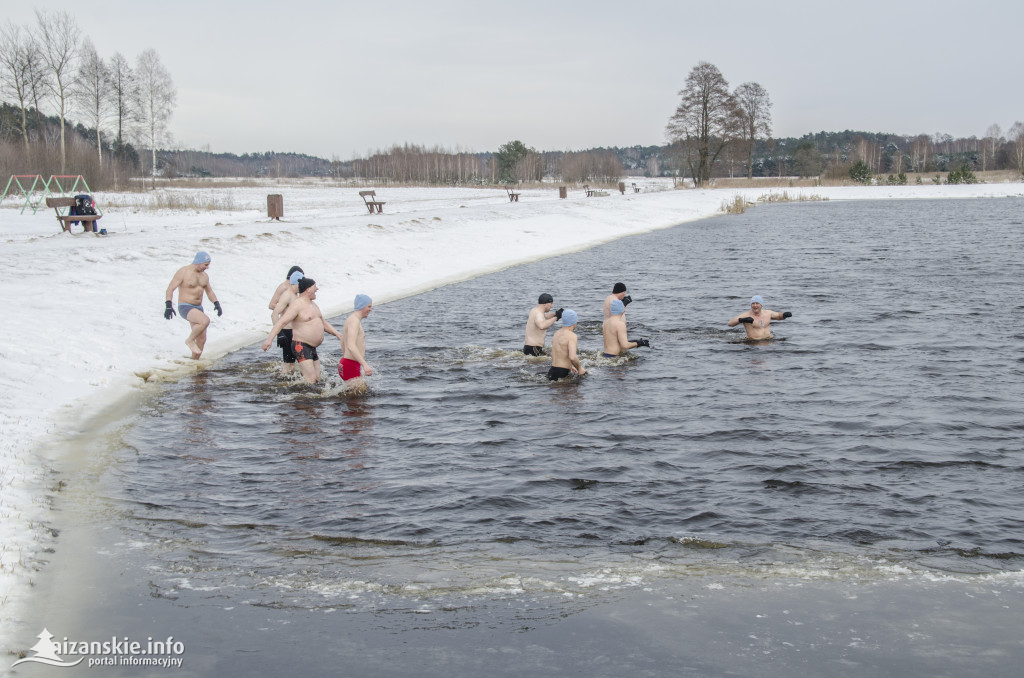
[165,252,793,386]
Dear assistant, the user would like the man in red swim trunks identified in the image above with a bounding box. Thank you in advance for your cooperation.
[339,294,374,389]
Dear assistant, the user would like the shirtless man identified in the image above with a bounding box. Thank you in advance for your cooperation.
[268,265,303,320]
[270,270,305,374]
[260,278,342,383]
[602,298,650,357]
[164,251,222,359]
[547,309,586,381]
[603,282,632,320]
[339,294,374,389]
[523,293,563,356]
[727,295,792,340]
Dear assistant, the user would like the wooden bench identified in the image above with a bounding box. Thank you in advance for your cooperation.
[359,190,385,214]
[583,185,595,197]
[46,197,102,233]
[505,186,521,202]
[632,182,641,193]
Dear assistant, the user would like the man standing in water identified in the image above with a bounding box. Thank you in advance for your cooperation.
[268,265,303,316]
[603,282,632,320]
[523,293,562,356]
[261,278,342,384]
[339,294,374,391]
[602,298,649,357]
[548,309,586,381]
[164,251,222,359]
[727,295,792,340]
[270,270,305,375]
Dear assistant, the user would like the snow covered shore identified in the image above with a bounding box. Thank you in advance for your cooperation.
[2,177,1022,648]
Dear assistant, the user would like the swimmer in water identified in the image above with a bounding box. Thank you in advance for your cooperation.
[339,294,374,391]
[524,292,562,356]
[727,295,792,340]
[548,309,586,380]
[270,269,304,374]
[601,298,650,357]
[261,278,342,384]
[603,282,632,320]
[164,251,222,359]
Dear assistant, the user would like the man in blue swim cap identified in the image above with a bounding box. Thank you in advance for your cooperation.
[339,294,374,392]
[163,251,222,359]
[602,298,650,357]
[547,309,587,380]
[727,295,792,340]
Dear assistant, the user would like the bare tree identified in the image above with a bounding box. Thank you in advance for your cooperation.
[34,9,80,173]
[1009,121,1024,175]
[75,38,109,167]
[734,81,772,179]
[107,51,136,164]
[135,48,176,188]
[983,124,1002,172]
[666,61,743,187]
[0,22,45,151]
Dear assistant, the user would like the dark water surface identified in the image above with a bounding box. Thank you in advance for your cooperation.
[30,198,1024,676]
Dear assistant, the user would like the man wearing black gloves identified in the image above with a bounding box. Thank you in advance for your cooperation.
[163,251,222,359]
[524,292,562,356]
[727,295,792,340]
[603,282,632,320]
[601,298,650,357]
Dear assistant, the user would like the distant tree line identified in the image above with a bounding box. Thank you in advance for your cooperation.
[0,9,175,189]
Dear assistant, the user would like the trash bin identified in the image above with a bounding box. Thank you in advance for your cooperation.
[618,181,626,195]
[559,186,567,199]
[267,194,283,220]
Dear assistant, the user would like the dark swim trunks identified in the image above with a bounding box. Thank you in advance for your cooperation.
[293,341,319,363]
[547,366,572,381]
[602,353,618,358]
[178,302,204,320]
[523,345,544,356]
[277,329,296,363]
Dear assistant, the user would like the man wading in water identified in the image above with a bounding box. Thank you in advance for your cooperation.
[727,295,792,340]
[339,294,374,393]
[547,309,587,381]
[524,292,562,356]
[164,251,222,359]
[261,278,342,383]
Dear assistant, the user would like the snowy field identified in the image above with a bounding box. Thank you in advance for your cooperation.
[2,176,1022,648]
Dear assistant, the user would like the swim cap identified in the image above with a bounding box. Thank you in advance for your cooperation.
[560,309,578,326]
[298,277,316,294]
[354,293,372,310]
[193,251,211,265]
[289,271,304,285]
[750,295,764,305]
[538,293,553,305]
[610,299,625,315]
[612,282,627,294]
[287,265,303,279]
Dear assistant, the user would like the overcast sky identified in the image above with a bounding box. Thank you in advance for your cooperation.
[7,0,1022,158]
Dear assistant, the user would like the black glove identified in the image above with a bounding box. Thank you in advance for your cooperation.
[164,300,175,320]
[781,311,792,319]
[622,295,632,306]
[214,301,223,317]
[738,316,753,324]
[630,338,650,348]
[555,308,564,320]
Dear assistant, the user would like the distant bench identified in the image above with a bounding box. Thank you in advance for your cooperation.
[583,185,595,197]
[632,182,641,193]
[46,196,102,233]
[505,186,520,202]
[360,190,385,214]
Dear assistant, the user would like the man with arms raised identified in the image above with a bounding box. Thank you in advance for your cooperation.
[270,269,305,374]
[261,278,342,384]
[547,309,586,381]
[164,251,222,359]
[339,294,374,391]
[727,295,792,340]
[524,292,562,356]
[602,298,649,357]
